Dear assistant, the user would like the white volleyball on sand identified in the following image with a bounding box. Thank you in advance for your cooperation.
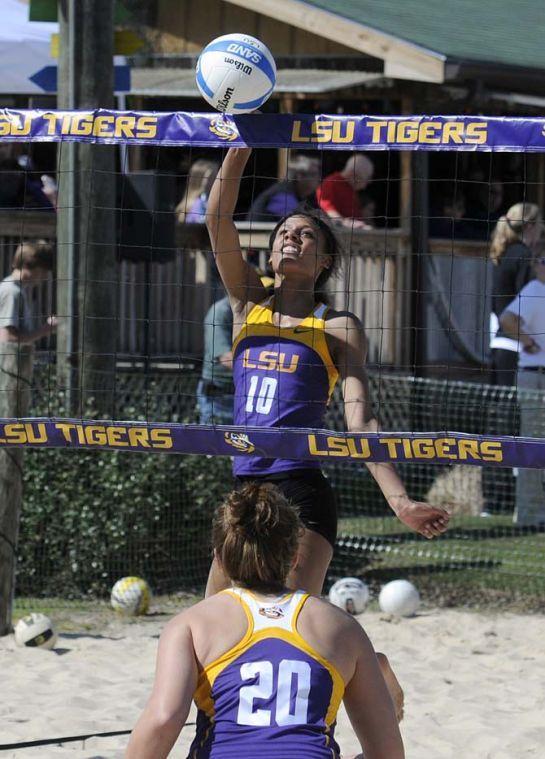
[111,576,151,616]
[196,33,276,114]
[379,579,420,617]
[14,612,58,649]
[329,577,369,615]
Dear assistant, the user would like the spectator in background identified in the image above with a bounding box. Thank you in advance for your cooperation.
[360,192,377,228]
[489,202,542,386]
[465,176,505,239]
[481,203,541,518]
[0,240,56,345]
[429,194,474,239]
[246,155,321,222]
[197,294,234,425]
[198,273,275,424]
[0,147,55,211]
[500,247,545,526]
[176,159,219,224]
[316,154,374,228]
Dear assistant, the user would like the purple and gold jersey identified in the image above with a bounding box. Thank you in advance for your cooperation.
[188,589,344,758]
[232,298,339,476]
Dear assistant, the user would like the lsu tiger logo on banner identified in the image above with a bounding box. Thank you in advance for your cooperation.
[224,431,255,453]
[209,117,239,141]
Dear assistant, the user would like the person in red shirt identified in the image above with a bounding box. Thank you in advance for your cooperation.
[317,154,374,228]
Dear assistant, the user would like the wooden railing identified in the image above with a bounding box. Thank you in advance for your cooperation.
[1,211,486,367]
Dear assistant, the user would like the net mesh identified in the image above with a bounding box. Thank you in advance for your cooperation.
[1,111,544,611]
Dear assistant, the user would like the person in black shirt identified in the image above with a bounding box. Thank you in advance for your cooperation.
[489,202,542,386]
[482,203,542,517]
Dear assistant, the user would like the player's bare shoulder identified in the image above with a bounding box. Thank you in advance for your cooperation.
[166,590,238,631]
[300,593,367,641]
[324,307,365,335]
[324,307,368,357]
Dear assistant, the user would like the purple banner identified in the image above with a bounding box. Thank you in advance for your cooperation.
[1,419,545,468]
[1,110,545,151]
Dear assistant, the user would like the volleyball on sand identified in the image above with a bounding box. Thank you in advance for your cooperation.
[379,579,420,617]
[196,33,276,114]
[14,612,58,650]
[111,576,151,616]
[329,577,370,614]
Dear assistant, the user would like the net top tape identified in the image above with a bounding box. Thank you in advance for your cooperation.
[2,110,545,151]
[2,419,545,468]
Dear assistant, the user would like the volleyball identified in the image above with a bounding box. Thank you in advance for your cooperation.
[110,576,151,616]
[14,613,58,650]
[379,580,420,617]
[196,33,276,114]
[329,577,369,615]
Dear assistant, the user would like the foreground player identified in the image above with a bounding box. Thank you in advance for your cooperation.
[205,146,449,596]
[126,483,404,759]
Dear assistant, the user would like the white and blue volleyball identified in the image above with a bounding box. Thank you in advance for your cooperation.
[196,34,276,114]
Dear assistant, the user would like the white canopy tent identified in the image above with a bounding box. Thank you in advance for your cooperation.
[0,0,57,94]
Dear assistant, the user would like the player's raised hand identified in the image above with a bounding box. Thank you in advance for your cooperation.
[390,496,450,539]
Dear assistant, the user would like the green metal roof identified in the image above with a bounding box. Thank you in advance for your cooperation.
[301,0,545,71]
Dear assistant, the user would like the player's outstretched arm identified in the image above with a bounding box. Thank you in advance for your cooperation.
[125,616,197,759]
[327,312,449,539]
[343,624,405,759]
[206,146,265,308]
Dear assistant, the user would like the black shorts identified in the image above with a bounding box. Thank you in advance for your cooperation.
[234,469,337,549]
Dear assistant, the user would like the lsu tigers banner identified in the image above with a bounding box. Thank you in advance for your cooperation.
[2,109,545,152]
[1,419,545,468]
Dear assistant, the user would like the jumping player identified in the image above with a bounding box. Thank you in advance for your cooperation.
[205,147,449,596]
[125,483,404,759]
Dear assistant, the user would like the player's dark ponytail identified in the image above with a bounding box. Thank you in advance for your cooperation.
[213,483,302,592]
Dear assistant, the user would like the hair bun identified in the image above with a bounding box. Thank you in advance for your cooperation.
[226,483,284,538]
[213,483,302,591]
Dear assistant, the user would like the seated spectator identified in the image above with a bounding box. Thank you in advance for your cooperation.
[465,178,505,239]
[246,155,321,222]
[0,147,54,211]
[175,159,219,224]
[429,195,474,239]
[0,240,56,345]
[360,192,377,228]
[316,154,374,227]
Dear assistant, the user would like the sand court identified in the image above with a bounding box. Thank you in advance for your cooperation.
[1,607,544,758]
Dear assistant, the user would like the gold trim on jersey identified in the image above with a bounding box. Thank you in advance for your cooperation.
[232,298,339,399]
[193,589,345,728]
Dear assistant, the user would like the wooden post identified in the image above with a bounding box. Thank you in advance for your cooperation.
[399,95,414,368]
[57,0,116,416]
[399,95,413,233]
[278,95,295,179]
[0,346,32,635]
[412,151,430,374]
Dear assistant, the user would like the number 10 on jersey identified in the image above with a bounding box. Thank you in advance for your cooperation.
[245,376,278,416]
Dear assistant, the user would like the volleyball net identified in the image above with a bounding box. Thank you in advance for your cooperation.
[1,109,544,608]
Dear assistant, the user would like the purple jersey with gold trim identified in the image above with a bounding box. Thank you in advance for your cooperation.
[188,589,344,758]
[232,298,339,476]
